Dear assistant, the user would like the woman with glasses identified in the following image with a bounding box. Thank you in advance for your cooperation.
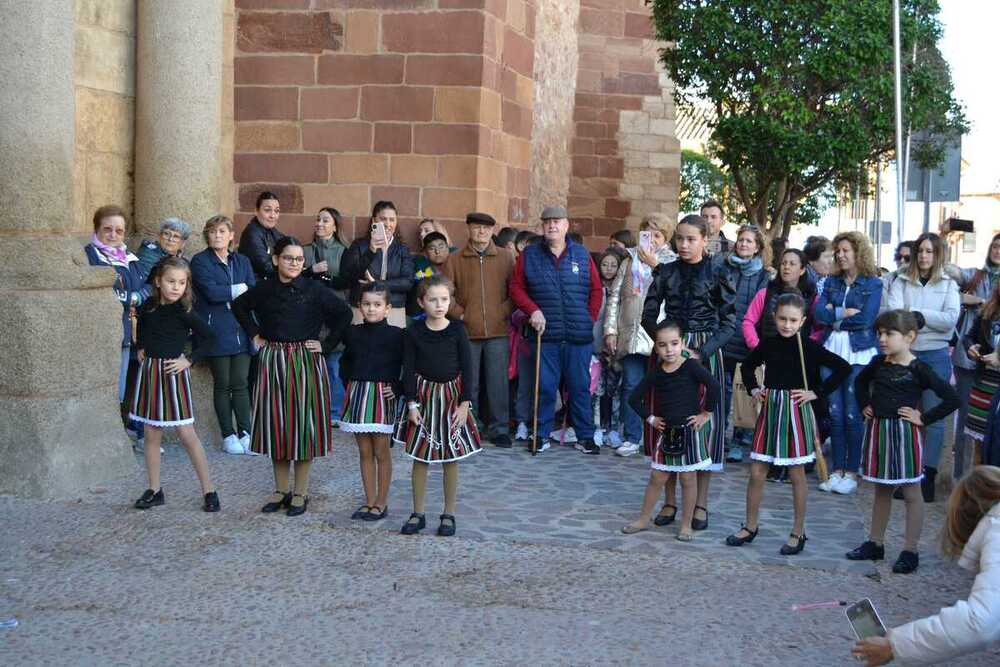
[232,237,352,516]
[136,218,192,278]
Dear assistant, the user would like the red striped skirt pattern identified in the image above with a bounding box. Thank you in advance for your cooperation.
[749,389,818,466]
[965,368,1000,441]
[129,358,194,427]
[339,380,399,434]
[250,341,331,461]
[393,375,482,463]
[861,416,924,485]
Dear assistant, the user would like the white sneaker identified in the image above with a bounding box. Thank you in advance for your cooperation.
[222,434,243,455]
[818,473,841,492]
[834,474,859,495]
[606,430,624,448]
[515,423,529,441]
[593,430,604,447]
[239,431,258,456]
[616,441,640,457]
[550,426,578,443]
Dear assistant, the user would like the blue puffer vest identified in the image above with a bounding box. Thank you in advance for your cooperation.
[522,240,593,344]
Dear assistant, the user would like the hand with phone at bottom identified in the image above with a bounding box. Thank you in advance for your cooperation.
[852,636,892,666]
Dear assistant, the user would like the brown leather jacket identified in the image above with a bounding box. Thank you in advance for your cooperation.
[442,240,515,339]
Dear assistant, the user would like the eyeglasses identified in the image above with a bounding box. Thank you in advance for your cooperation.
[279,255,305,264]
[161,232,185,242]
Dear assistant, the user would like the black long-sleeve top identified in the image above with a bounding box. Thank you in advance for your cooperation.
[402,320,473,401]
[741,334,851,396]
[627,359,721,427]
[135,301,214,361]
[855,356,960,426]
[231,275,351,354]
[340,321,404,390]
[237,217,285,280]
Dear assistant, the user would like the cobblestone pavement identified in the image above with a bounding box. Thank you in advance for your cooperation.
[1,431,997,666]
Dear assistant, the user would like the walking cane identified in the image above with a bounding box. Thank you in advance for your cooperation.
[531,328,542,456]
[797,331,830,482]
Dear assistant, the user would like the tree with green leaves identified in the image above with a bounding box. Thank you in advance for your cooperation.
[653,0,967,240]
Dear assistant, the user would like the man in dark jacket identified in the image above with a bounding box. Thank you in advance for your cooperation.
[509,206,603,454]
[237,192,284,280]
[701,199,732,256]
[443,212,516,447]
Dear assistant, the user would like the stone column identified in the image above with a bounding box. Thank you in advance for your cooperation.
[0,0,134,497]
[135,0,224,247]
[136,1,226,445]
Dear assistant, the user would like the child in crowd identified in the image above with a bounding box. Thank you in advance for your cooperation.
[609,229,636,252]
[395,275,482,536]
[725,294,850,554]
[340,283,404,522]
[408,231,452,318]
[514,231,537,255]
[130,257,219,512]
[847,310,959,573]
[494,227,518,257]
[593,248,626,447]
[622,321,719,541]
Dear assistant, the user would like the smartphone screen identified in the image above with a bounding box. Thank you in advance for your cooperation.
[639,230,652,252]
[846,599,887,640]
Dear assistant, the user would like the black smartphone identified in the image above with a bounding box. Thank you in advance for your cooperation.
[846,598,887,640]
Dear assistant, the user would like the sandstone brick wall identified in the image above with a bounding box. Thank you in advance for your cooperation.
[73,0,136,235]
[568,0,678,248]
[232,0,536,248]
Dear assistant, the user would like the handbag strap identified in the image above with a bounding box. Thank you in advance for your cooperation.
[796,330,809,392]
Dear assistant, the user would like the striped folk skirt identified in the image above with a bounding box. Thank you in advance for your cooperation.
[861,416,924,485]
[645,422,712,472]
[339,380,399,434]
[393,375,482,464]
[129,358,194,427]
[750,389,818,466]
[686,330,725,471]
[250,342,331,461]
[965,368,1000,441]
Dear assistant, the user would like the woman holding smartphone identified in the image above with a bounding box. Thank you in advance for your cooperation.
[340,200,414,327]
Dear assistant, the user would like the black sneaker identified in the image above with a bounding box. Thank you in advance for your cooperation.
[527,437,550,453]
[892,550,919,574]
[845,540,885,561]
[134,488,164,510]
[203,491,220,513]
[492,434,513,448]
[580,439,600,455]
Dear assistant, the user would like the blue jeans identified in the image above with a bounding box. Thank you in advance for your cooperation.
[914,347,953,469]
[619,354,648,444]
[537,341,594,441]
[326,350,345,421]
[724,367,753,447]
[825,364,865,473]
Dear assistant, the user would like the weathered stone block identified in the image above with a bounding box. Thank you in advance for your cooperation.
[85,153,134,222]
[318,54,404,84]
[438,156,479,188]
[649,118,675,136]
[235,123,300,151]
[579,8,624,37]
[237,11,343,53]
[371,185,420,216]
[620,133,665,151]
[76,88,133,155]
[623,150,649,167]
[301,120,373,152]
[76,0,135,33]
[301,86,361,120]
[503,27,534,77]
[75,23,135,96]
[238,183,304,213]
[360,86,434,122]
[383,11,485,54]
[235,55,316,85]
[422,187,478,219]
[373,123,412,153]
[235,86,299,120]
[624,11,654,39]
[405,55,485,86]
[330,154,389,184]
[624,167,660,185]
[302,183,370,215]
[619,110,649,134]
[390,155,438,186]
[413,124,488,156]
[234,152,330,182]
[344,10,379,53]
[649,151,680,169]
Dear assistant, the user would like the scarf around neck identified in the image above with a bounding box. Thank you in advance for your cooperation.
[727,253,763,277]
[91,233,133,266]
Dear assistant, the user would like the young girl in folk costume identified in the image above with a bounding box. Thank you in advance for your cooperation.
[847,310,959,574]
[725,294,850,554]
[340,283,404,522]
[622,321,719,541]
[232,237,351,517]
[962,279,1000,464]
[641,214,736,530]
[395,274,482,536]
[130,257,219,512]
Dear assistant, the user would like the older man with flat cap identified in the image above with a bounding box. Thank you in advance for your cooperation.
[442,212,516,447]
[509,206,603,454]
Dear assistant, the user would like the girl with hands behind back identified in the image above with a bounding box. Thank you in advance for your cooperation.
[847,310,960,574]
[622,321,720,542]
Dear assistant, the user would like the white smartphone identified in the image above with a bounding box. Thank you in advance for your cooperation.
[639,230,652,252]
[371,222,387,244]
[846,598,887,640]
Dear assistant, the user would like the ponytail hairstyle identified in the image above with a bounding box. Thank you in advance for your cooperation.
[874,309,920,337]
[149,256,194,312]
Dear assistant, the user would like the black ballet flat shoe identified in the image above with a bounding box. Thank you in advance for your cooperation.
[134,488,164,510]
[437,513,456,537]
[725,524,759,547]
[261,491,292,514]
[351,505,373,520]
[779,533,807,556]
[892,550,920,574]
[202,491,220,513]
[653,504,677,526]
[691,505,709,531]
[286,495,308,517]
[363,505,388,522]
[400,512,426,535]
[846,540,885,561]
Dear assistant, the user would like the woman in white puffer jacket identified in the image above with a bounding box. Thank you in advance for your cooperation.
[887,232,960,502]
[854,465,1000,665]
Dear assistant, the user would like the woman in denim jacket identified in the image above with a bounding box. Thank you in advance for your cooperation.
[814,231,882,495]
